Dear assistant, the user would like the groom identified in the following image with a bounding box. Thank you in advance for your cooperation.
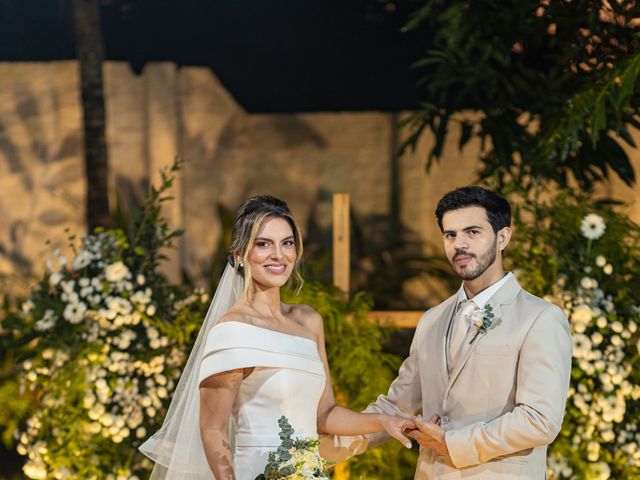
[322,186,573,479]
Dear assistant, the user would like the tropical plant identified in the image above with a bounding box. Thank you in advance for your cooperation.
[403,0,640,191]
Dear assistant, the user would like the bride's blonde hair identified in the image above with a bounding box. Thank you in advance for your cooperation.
[229,195,304,298]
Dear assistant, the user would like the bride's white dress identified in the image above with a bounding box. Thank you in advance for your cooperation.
[198,321,326,480]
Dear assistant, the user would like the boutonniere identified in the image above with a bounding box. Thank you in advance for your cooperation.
[469,304,495,344]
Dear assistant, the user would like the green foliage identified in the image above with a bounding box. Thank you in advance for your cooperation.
[509,187,640,301]
[403,0,640,191]
[508,185,640,479]
[284,284,418,479]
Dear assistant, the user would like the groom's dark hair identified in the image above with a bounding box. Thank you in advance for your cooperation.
[435,186,511,233]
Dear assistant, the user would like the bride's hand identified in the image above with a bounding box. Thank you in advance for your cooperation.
[377,414,416,449]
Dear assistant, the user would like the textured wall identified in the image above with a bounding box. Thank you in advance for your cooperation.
[0,62,395,293]
[0,62,85,294]
[1,61,639,302]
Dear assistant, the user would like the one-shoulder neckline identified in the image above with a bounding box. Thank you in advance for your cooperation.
[214,320,318,346]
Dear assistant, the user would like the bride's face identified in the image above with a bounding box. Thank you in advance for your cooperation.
[247,216,297,291]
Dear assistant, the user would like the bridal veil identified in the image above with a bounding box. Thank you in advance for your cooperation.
[140,264,243,479]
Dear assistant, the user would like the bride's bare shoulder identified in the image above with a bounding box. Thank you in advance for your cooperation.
[217,305,253,325]
[288,303,323,332]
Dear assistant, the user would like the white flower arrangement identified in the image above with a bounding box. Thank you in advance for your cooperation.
[543,257,640,479]
[7,165,210,480]
[545,275,640,480]
[511,193,640,480]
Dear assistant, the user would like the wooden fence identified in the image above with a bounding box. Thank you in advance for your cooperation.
[332,193,423,328]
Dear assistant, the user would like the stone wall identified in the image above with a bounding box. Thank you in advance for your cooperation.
[1,60,639,303]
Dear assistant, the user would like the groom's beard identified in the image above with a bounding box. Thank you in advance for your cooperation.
[449,237,498,280]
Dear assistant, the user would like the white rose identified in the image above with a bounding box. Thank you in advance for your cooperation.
[586,441,601,461]
[34,310,57,332]
[591,462,611,479]
[72,250,92,270]
[580,277,597,290]
[49,272,63,287]
[23,461,47,480]
[130,290,151,306]
[80,286,93,298]
[146,326,159,340]
[60,280,75,294]
[105,261,131,283]
[578,360,595,375]
[21,300,34,313]
[572,304,594,323]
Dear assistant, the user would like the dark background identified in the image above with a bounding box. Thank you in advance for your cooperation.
[0,0,427,112]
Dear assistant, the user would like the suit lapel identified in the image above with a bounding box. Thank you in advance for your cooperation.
[433,296,457,388]
[444,275,522,396]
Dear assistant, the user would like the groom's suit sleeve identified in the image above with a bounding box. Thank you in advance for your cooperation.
[319,311,428,461]
[445,304,573,468]
[362,310,426,437]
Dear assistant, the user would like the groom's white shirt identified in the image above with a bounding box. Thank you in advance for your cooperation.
[455,271,513,308]
[321,273,572,480]
[448,272,513,350]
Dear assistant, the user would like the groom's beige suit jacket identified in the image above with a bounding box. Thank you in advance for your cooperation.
[323,275,572,479]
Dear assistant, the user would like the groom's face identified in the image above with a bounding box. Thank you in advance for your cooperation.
[441,206,501,281]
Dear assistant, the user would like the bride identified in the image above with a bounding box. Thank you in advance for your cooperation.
[140,195,414,479]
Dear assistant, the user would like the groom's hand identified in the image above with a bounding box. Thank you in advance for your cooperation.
[407,414,449,455]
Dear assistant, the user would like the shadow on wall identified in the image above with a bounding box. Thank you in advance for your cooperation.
[0,83,84,294]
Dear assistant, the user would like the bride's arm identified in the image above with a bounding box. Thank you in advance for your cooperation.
[200,369,244,480]
[306,308,414,448]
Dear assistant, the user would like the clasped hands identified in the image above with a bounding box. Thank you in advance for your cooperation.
[382,413,448,454]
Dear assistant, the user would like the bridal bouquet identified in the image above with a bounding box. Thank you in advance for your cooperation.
[255,416,329,480]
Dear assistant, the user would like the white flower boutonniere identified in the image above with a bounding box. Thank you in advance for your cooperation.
[469,304,495,344]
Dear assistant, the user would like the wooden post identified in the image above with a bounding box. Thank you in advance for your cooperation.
[332,193,350,293]
[368,310,423,328]
[332,193,350,480]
